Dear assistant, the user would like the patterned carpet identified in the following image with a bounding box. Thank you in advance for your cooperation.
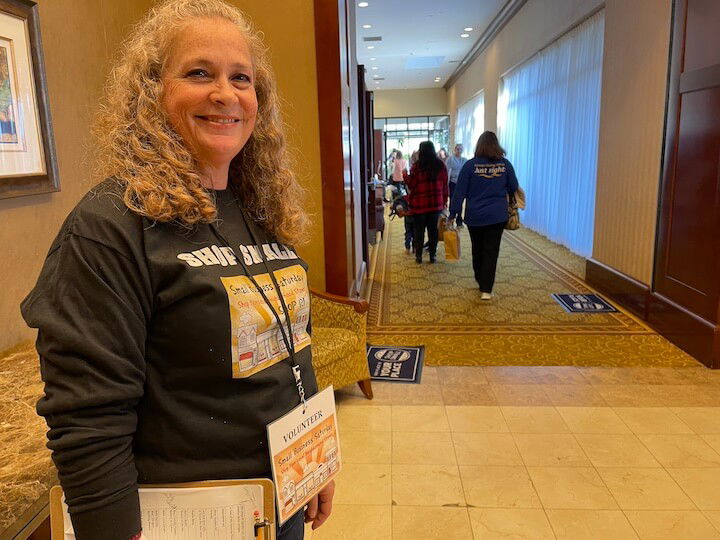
[366,216,698,367]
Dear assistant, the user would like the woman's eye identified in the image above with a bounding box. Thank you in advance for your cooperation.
[186,69,209,78]
[233,73,252,84]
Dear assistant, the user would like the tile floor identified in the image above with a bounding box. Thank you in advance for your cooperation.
[304,365,720,539]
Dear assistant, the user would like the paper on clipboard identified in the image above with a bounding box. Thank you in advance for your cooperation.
[57,484,269,540]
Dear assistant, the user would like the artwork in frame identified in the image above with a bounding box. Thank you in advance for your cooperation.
[0,0,58,199]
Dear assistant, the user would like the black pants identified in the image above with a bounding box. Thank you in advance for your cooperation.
[467,221,506,292]
[413,211,440,260]
[448,182,463,226]
[277,509,305,539]
[404,216,414,249]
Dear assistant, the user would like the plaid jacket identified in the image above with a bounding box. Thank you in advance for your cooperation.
[403,163,449,215]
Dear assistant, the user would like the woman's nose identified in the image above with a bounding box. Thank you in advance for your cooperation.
[209,79,236,104]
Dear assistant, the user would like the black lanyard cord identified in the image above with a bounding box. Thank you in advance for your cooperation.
[207,192,307,410]
[237,207,297,361]
[209,222,296,367]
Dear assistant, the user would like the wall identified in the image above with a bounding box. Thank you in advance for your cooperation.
[374,88,448,117]
[447,0,601,135]
[0,0,154,351]
[0,0,325,352]
[447,0,672,284]
[592,0,672,284]
[229,0,325,289]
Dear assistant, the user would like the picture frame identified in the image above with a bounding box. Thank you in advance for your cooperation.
[0,0,58,199]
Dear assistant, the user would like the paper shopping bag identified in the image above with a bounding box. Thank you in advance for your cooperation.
[443,228,461,261]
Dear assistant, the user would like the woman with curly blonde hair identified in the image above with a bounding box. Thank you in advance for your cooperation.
[21,1,332,539]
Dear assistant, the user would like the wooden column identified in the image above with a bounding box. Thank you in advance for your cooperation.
[313,0,365,296]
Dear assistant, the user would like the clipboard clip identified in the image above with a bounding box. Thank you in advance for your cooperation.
[254,517,271,538]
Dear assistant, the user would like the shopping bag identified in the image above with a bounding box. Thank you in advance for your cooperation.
[443,228,461,261]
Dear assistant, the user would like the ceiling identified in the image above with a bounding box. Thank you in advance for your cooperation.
[354,0,507,91]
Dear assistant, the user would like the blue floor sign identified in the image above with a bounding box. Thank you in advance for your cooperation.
[552,293,618,313]
[367,345,424,383]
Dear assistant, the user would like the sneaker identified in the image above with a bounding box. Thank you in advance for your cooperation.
[480,292,492,300]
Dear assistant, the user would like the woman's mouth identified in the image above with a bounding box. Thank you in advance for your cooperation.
[197,115,241,125]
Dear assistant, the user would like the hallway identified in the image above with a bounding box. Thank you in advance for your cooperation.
[366,216,696,367]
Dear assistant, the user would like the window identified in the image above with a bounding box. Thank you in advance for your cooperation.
[375,115,450,179]
[454,91,484,158]
[496,11,604,257]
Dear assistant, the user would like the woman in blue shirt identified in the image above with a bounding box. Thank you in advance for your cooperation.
[449,131,518,300]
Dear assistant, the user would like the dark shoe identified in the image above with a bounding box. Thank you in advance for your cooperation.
[429,256,436,263]
[415,257,422,264]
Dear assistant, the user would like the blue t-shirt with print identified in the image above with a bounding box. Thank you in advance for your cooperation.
[449,157,519,226]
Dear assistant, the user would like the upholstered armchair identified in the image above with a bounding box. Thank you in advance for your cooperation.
[310,288,373,399]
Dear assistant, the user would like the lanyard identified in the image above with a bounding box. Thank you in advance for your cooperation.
[209,194,307,412]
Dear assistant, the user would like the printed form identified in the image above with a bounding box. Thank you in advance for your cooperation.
[62,485,265,540]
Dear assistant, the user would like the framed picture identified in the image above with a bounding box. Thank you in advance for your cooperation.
[0,0,58,199]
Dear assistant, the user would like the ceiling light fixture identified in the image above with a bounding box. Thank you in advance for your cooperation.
[358,2,369,7]
[367,45,375,49]
[464,27,473,32]
[372,66,378,70]
[460,33,470,38]
[370,57,376,60]
[362,24,372,29]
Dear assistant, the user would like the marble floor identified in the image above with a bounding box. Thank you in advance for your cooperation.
[305,365,720,539]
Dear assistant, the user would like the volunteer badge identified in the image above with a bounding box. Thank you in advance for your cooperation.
[267,386,340,525]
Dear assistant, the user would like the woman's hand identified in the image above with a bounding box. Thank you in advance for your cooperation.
[304,480,335,530]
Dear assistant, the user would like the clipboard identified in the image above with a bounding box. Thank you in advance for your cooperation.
[50,478,276,540]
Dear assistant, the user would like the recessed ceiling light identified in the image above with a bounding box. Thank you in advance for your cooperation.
[370,57,376,60]
[460,33,470,38]
[464,27,473,32]
[362,24,372,29]
[358,2,369,7]
[367,45,375,49]
[372,66,378,70]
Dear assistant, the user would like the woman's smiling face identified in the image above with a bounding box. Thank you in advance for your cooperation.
[161,17,258,171]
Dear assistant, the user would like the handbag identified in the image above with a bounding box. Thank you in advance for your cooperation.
[506,195,520,230]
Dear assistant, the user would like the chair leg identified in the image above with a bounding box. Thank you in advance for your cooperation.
[357,378,374,400]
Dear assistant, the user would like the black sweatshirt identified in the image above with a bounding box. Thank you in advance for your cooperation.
[21,180,318,540]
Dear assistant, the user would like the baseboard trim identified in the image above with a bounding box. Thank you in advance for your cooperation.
[585,259,650,319]
[585,259,720,368]
[648,292,720,369]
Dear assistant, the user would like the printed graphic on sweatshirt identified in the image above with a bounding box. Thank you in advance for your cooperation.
[221,265,310,378]
[474,162,506,178]
[177,242,298,268]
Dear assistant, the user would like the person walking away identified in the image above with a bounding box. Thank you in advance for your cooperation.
[404,141,448,264]
[390,150,407,190]
[446,144,467,227]
[437,147,449,165]
[449,132,518,299]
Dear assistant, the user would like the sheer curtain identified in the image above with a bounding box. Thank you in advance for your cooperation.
[497,11,604,257]
[454,91,484,158]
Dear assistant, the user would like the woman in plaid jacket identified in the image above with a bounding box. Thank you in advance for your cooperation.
[403,141,449,264]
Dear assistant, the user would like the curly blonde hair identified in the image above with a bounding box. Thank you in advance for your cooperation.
[93,0,309,244]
